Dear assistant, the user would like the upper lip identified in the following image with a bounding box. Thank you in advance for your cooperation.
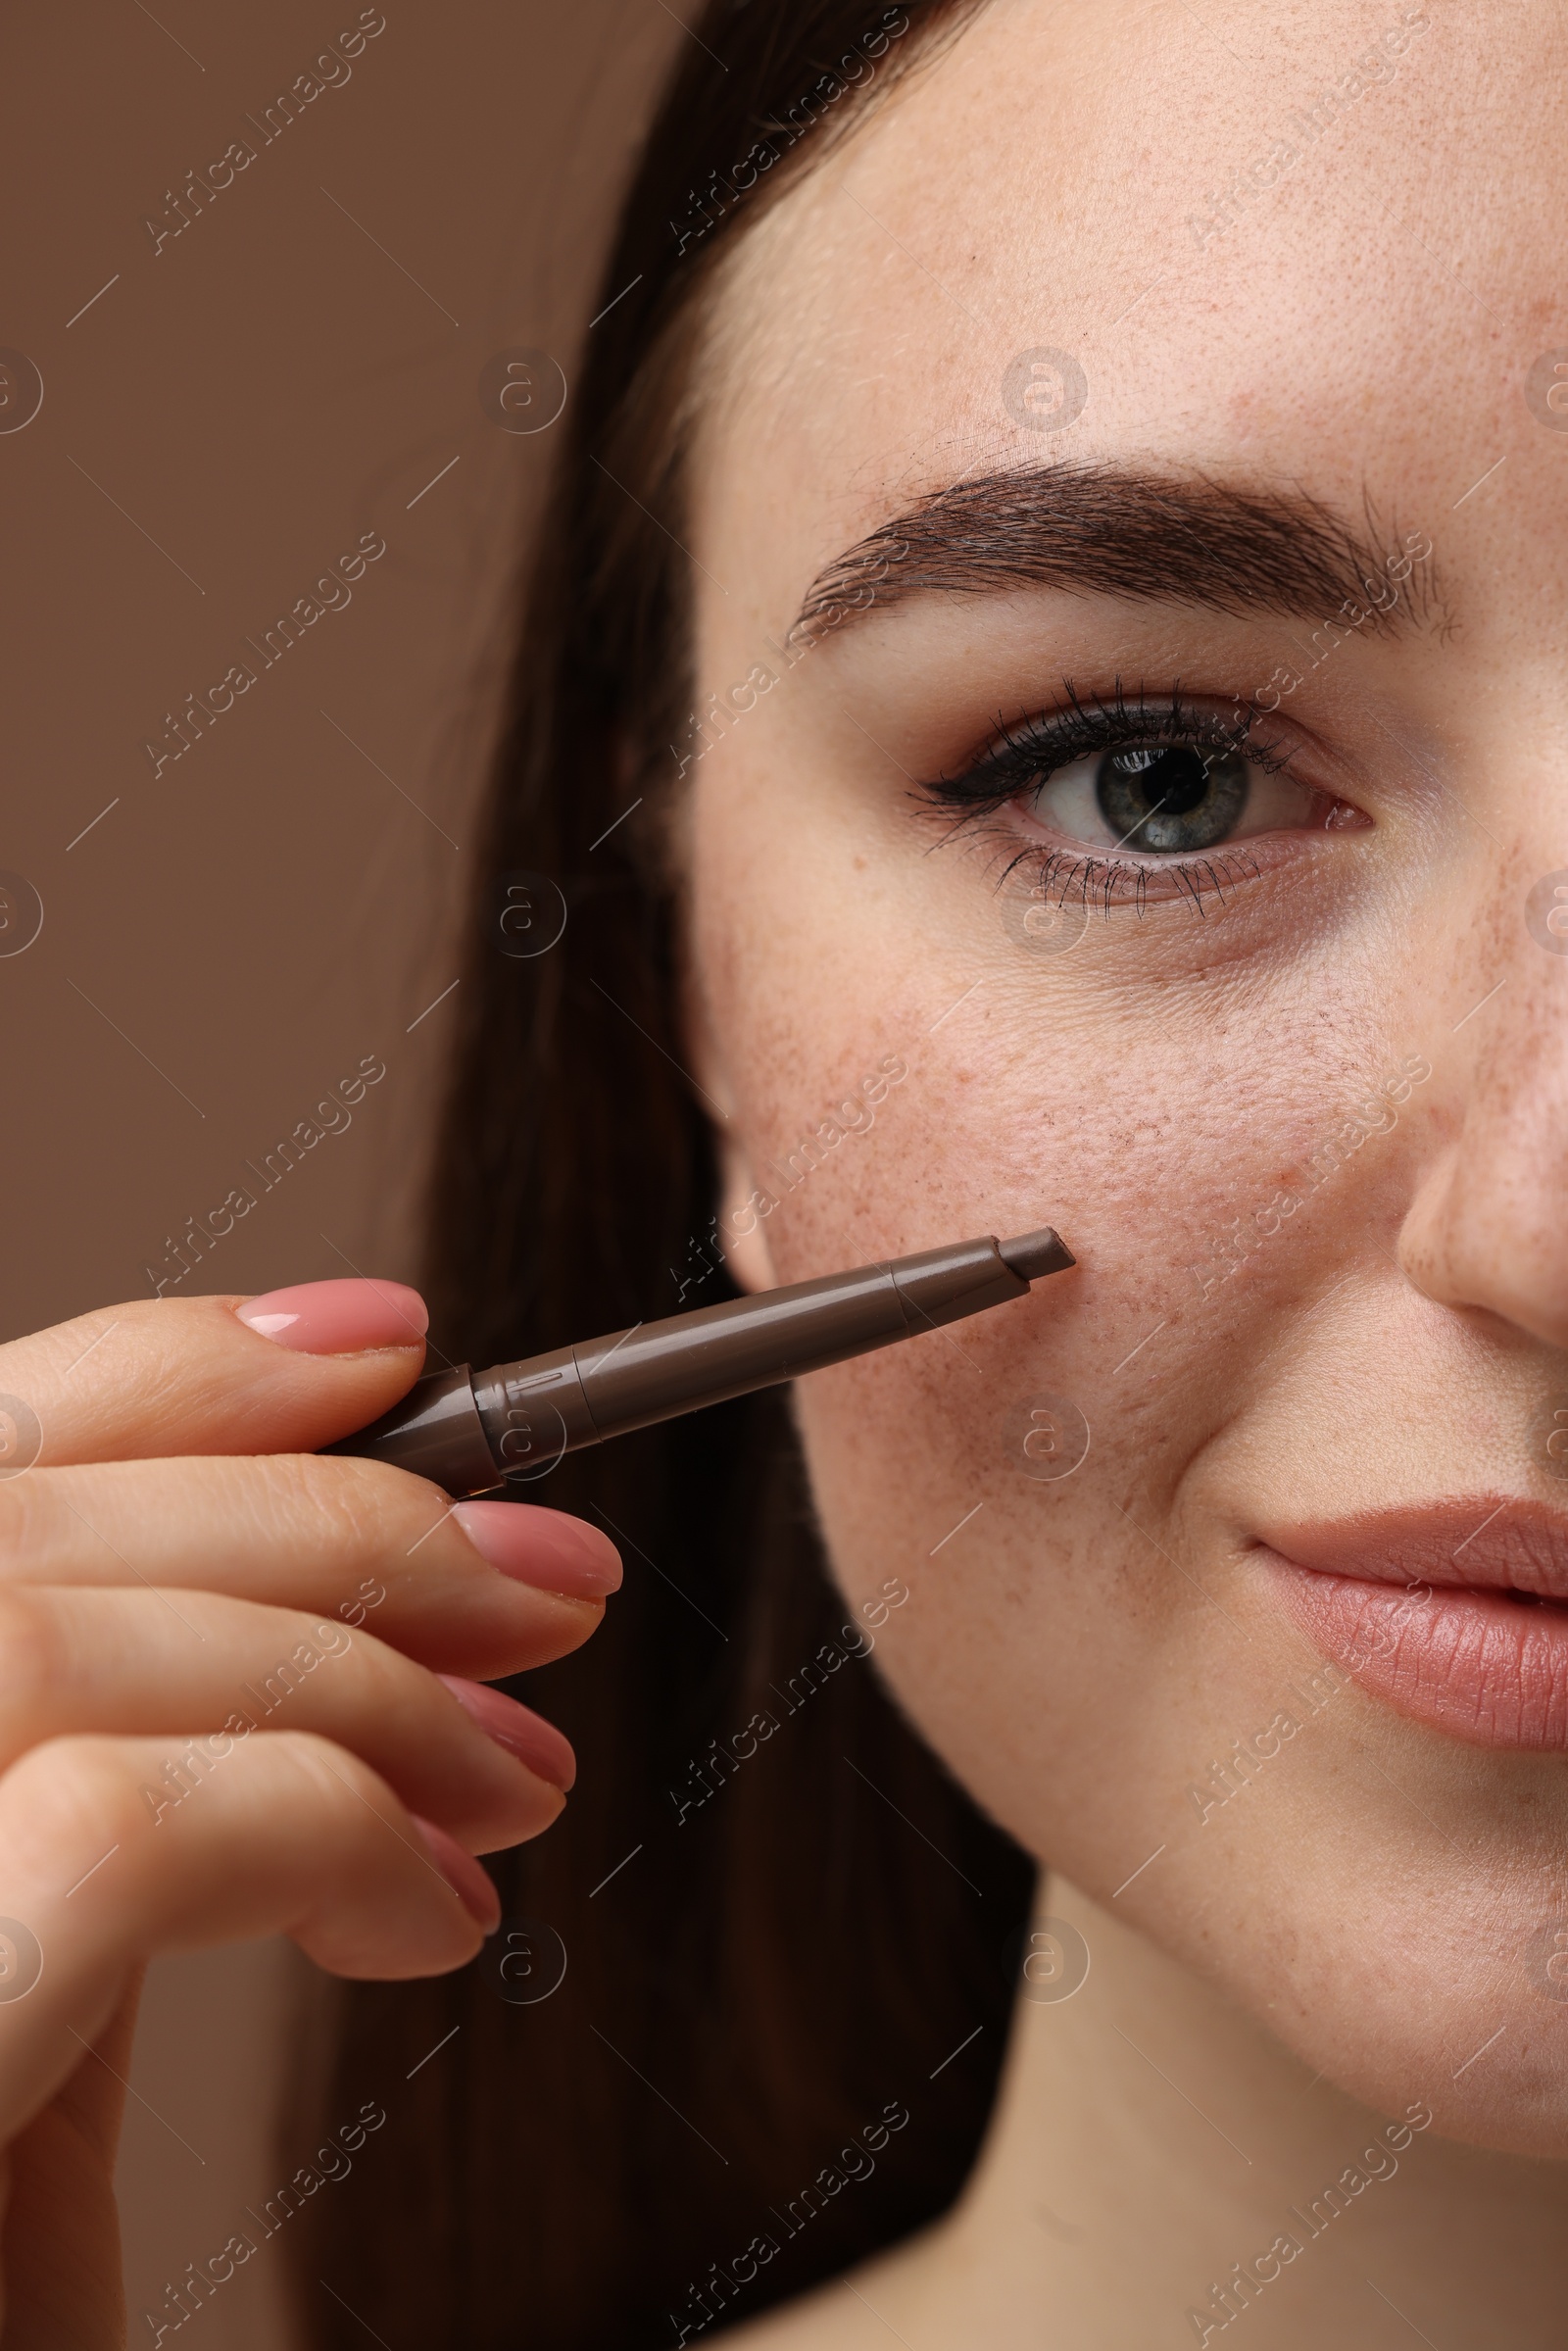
[1251,1499,1568,1602]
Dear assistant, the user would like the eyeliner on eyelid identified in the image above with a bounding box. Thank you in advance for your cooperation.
[936,684,1288,807]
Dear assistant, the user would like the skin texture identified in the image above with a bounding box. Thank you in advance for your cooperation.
[676,0,1568,2339]
[0,1290,611,2344]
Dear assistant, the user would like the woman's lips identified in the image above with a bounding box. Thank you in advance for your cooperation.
[1256,1501,1568,1750]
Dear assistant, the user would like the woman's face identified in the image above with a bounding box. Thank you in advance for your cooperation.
[683,0,1568,2154]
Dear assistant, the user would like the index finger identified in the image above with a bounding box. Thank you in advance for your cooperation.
[0,1282,429,1469]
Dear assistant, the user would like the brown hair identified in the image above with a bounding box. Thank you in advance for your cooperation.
[297,6,1032,2344]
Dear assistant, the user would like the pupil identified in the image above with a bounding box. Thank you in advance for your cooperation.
[1106,745,1210,816]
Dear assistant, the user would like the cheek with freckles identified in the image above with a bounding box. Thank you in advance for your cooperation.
[693,792,1435,1860]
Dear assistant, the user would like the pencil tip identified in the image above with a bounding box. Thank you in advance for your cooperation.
[998,1228,1075,1282]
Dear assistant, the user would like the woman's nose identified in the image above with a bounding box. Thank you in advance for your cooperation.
[1398,898,1568,1348]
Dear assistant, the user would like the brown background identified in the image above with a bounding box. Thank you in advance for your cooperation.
[0,2,680,2338]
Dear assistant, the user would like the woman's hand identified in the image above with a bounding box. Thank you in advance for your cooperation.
[0,1277,616,2348]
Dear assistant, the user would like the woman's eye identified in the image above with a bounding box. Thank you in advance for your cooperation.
[1025,742,1320,857]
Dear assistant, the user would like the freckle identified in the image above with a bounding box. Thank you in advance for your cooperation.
[853,855,867,871]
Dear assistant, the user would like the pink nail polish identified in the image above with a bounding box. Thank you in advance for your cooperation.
[439,1675,576,1792]
[410,1814,501,1932]
[235,1278,428,1355]
[452,1500,622,1598]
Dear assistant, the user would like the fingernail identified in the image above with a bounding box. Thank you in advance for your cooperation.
[439,1675,576,1792]
[410,1814,501,1933]
[452,1500,622,1598]
[235,1278,427,1356]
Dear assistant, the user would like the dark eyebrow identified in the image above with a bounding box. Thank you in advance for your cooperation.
[789,463,1440,646]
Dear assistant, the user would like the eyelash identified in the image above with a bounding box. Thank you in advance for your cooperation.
[914,682,1298,914]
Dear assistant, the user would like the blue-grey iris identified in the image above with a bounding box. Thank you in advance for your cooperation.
[1094,745,1249,854]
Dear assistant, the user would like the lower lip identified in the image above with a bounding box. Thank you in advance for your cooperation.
[1260,1551,1568,1750]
